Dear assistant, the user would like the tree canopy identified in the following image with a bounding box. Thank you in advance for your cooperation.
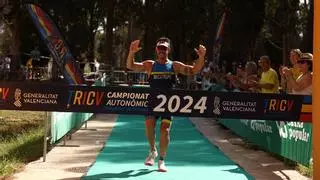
[0,0,313,71]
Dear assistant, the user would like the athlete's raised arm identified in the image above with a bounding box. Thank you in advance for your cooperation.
[173,44,206,75]
[126,40,153,72]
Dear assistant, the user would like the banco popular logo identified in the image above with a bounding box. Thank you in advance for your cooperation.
[14,88,22,107]
[213,96,221,115]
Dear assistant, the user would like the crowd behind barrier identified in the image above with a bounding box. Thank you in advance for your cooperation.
[191,50,313,166]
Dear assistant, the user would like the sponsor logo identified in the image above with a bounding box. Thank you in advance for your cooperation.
[264,99,294,113]
[22,92,58,105]
[276,121,310,142]
[0,88,9,100]
[67,90,104,107]
[153,74,171,80]
[13,88,22,107]
[213,96,221,115]
[0,87,9,105]
[67,90,149,112]
[250,120,272,133]
[221,100,256,113]
[13,88,59,107]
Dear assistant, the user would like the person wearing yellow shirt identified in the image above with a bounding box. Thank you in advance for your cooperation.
[252,56,279,93]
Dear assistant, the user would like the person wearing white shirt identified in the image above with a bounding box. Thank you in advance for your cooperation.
[283,53,312,95]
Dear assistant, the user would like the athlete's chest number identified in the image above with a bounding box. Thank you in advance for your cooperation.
[153,94,207,113]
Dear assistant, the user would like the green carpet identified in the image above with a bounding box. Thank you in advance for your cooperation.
[83,115,254,180]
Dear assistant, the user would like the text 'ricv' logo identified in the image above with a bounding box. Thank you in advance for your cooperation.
[0,88,9,100]
[264,99,294,112]
[68,90,104,107]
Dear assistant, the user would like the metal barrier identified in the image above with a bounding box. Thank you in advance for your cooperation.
[27,67,49,80]
[127,71,148,85]
[98,70,149,85]
[113,70,127,84]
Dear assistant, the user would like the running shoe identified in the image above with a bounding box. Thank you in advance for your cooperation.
[144,149,158,166]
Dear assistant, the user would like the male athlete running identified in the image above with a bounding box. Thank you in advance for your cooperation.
[126,37,206,172]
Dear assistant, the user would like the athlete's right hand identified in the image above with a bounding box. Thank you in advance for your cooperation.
[129,40,142,53]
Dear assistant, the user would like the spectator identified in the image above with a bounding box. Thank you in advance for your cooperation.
[231,61,259,92]
[283,53,312,95]
[0,56,4,80]
[227,63,245,90]
[202,61,210,74]
[94,58,100,73]
[3,55,11,80]
[201,67,212,90]
[83,59,92,74]
[30,46,41,61]
[289,49,303,79]
[47,57,53,79]
[251,56,279,93]
[243,61,259,92]
[279,48,302,93]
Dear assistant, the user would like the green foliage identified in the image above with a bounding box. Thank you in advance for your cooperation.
[0,23,12,56]
[0,110,44,177]
[0,127,44,177]
[297,163,313,177]
[0,0,314,69]
[38,0,104,60]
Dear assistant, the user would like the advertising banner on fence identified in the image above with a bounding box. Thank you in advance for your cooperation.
[0,83,310,122]
[219,119,312,166]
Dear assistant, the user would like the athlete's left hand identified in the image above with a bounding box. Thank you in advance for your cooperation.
[195,45,206,58]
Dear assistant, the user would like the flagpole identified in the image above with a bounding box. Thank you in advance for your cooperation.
[313,0,319,178]
[212,11,226,65]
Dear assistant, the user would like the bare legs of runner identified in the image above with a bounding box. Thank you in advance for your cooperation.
[144,116,171,172]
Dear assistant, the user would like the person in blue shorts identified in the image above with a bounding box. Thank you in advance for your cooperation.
[126,37,206,172]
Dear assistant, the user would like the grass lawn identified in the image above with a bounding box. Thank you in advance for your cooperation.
[0,110,45,179]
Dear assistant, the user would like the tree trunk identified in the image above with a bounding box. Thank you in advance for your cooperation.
[104,0,115,68]
[207,3,216,64]
[88,6,95,61]
[88,32,95,61]
[179,22,186,62]
[143,0,154,60]
[301,0,313,52]
[124,15,134,69]
[282,33,289,65]
[9,5,21,80]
